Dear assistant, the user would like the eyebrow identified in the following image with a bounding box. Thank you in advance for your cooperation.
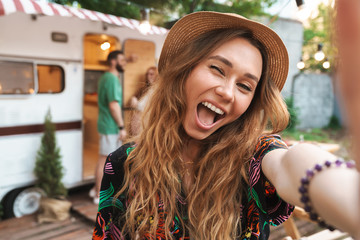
[209,55,233,68]
[244,73,260,83]
[208,55,260,83]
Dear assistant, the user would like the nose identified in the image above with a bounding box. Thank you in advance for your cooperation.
[215,81,235,102]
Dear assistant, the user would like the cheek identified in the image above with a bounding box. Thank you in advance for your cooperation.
[233,95,254,117]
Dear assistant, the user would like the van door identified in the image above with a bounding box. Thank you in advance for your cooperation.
[82,34,120,180]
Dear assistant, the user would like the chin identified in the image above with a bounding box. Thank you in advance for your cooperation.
[185,129,212,141]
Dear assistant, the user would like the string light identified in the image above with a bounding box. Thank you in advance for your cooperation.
[295,0,304,7]
[314,43,325,61]
[297,58,305,70]
[139,8,151,35]
[323,58,330,69]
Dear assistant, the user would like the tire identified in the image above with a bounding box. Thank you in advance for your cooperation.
[3,187,45,218]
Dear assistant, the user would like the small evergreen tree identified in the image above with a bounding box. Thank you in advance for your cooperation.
[34,110,67,198]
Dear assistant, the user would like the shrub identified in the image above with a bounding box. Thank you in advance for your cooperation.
[285,97,298,131]
[34,110,67,198]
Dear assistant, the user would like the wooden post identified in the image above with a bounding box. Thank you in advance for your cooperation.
[282,215,301,240]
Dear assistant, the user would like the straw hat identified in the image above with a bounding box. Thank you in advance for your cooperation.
[158,11,289,90]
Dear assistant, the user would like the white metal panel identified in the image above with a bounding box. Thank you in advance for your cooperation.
[0,130,83,201]
[0,61,83,127]
[0,134,40,187]
[0,13,166,63]
[57,130,83,186]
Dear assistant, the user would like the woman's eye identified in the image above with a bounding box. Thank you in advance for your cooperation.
[237,83,252,92]
[210,65,224,75]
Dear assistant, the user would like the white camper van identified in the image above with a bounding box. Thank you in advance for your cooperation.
[0,0,167,218]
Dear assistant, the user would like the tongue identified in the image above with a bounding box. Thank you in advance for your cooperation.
[198,104,216,126]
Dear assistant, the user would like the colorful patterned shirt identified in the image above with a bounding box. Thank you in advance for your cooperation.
[92,135,294,239]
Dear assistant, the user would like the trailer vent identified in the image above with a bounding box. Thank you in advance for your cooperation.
[51,32,68,43]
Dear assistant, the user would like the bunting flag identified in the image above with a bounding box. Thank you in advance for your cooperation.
[0,0,168,35]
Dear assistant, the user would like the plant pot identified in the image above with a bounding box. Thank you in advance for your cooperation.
[37,197,72,223]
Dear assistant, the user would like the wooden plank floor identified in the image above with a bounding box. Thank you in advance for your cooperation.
[0,186,351,240]
[83,142,98,179]
[0,214,93,240]
[0,187,96,240]
[69,188,98,223]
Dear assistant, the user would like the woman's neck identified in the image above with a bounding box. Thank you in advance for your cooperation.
[181,138,201,194]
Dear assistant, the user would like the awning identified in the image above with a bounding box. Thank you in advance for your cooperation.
[0,0,168,35]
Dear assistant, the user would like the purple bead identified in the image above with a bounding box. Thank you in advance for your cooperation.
[304,205,312,212]
[306,169,314,177]
[315,164,322,171]
[324,160,332,167]
[346,161,355,168]
[335,159,343,166]
[301,177,309,185]
[318,221,327,228]
[299,186,307,194]
[310,213,318,220]
[300,196,309,203]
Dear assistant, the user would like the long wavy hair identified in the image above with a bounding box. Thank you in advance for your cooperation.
[115,28,289,239]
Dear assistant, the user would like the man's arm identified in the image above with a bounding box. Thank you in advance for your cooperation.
[109,101,127,140]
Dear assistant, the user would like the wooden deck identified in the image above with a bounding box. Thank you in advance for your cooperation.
[0,213,93,240]
[0,188,96,240]
[83,142,98,179]
[0,186,353,240]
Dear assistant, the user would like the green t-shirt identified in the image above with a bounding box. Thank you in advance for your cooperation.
[97,72,123,134]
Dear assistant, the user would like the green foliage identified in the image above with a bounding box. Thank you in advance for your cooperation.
[51,0,276,26]
[284,98,298,131]
[325,115,342,130]
[281,128,333,142]
[34,110,67,198]
[301,2,336,73]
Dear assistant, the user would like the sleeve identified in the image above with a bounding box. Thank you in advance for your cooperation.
[92,144,134,239]
[106,74,122,104]
[248,135,294,226]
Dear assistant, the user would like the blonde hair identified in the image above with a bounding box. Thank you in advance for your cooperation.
[116,28,289,239]
[134,66,158,99]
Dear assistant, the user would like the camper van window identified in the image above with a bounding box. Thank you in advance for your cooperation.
[0,61,35,95]
[37,65,64,94]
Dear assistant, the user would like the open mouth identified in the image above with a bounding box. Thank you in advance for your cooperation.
[197,101,225,126]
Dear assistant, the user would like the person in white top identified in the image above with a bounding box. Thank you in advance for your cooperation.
[129,66,158,136]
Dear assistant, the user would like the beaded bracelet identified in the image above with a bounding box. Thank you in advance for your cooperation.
[298,159,356,231]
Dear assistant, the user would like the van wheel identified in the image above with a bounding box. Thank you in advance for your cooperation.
[3,187,45,218]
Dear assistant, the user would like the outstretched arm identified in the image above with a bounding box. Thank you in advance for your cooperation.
[336,0,360,172]
[262,144,360,237]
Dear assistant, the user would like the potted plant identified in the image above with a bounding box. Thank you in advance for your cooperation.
[34,110,71,223]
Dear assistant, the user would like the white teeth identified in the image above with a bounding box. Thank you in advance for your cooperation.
[201,102,224,115]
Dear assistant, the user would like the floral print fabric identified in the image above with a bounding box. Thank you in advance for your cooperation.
[92,135,294,240]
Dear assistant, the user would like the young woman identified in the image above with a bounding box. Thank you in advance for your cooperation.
[93,11,359,240]
[130,66,158,111]
[129,66,158,135]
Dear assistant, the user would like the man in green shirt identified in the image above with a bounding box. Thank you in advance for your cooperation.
[90,50,127,204]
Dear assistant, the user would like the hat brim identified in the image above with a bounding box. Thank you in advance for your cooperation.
[158,11,289,91]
